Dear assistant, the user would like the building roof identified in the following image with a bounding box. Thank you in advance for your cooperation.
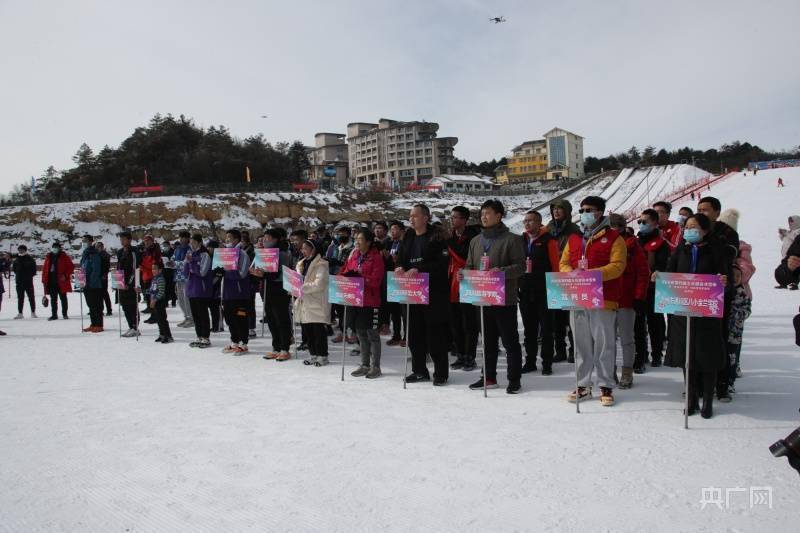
[511,139,546,152]
[542,127,583,139]
[314,132,345,137]
[431,173,494,184]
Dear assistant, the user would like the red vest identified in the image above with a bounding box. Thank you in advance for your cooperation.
[566,228,623,304]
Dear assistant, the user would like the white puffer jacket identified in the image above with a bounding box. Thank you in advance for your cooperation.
[294,254,330,324]
[779,214,800,258]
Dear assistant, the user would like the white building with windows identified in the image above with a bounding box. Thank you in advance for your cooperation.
[543,127,585,180]
[424,174,497,192]
[346,118,458,189]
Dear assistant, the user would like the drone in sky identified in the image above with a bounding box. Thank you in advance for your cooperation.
[489,16,506,24]
[260,115,269,119]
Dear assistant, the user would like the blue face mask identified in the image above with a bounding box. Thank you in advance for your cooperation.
[684,228,702,244]
[638,223,654,235]
[580,212,596,227]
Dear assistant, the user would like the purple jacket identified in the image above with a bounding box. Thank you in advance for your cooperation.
[184,249,214,299]
[222,247,251,301]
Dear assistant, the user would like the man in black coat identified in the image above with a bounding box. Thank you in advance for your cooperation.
[447,206,480,371]
[395,204,451,385]
[11,245,37,318]
[116,232,142,337]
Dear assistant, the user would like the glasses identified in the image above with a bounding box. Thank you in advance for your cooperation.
[578,208,596,214]
[636,220,649,225]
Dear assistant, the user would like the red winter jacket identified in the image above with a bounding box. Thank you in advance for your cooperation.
[41,252,75,293]
[660,220,682,250]
[342,247,383,308]
[619,235,649,309]
[140,245,162,283]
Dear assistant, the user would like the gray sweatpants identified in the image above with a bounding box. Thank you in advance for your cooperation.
[616,308,636,368]
[570,309,617,389]
[357,328,381,369]
[176,281,192,320]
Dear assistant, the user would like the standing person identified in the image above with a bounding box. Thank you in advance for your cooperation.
[252,229,293,361]
[296,240,331,367]
[559,196,627,406]
[385,220,406,347]
[95,242,113,316]
[184,233,214,348]
[777,215,800,290]
[172,231,194,327]
[161,240,177,308]
[0,252,9,314]
[777,177,785,187]
[116,232,141,337]
[677,207,693,229]
[447,206,480,371]
[726,266,751,391]
[326,226,355,343]
[41,241,74,320]
[148,261,173,343]
[206,240,224,333]
[546,199,581,363]
[373,221,392,336]
[633,208,670,372]
[289,229,308,266]
[11,245,37,319]
[395,204,451,385]
[608,214,649,389]
[664,214,729,419]
[139,235,162,322]
[342,229,384,378]
[80,235,104,333]
[215,229,252,354]
[519,210,561,376]
[697,196,739,402]
[241,230,258,337]
[653,201,682,250]
[462,200,526,393]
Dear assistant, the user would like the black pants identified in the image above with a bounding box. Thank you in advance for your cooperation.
[85,288,104,327]
[408,305,449,381]
[387,301,405,340]
[190,297,212,339]
[482,305,523,382]
[634,309,666,363]
[141,280,152,312]
[210,298,223,331]
[332,304,346,333]
[223,299,250,344]
[687,367,717,409]
[47,283,68,318]
[265,290,292,352]
[118,289,139,329]
[553,309,573,356]
[450,302,478,361]
[16,284,35,314]
[247,293,257,330]
[301,323,328,357]
[153,300,172,338]
[101,281,112,314]
[519,294,554,368]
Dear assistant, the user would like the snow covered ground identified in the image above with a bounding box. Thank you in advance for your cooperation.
[1,168,799,532]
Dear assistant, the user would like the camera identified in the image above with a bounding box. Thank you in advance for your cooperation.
[770,422,800,476]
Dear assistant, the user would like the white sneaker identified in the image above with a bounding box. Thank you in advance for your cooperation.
[14,314,23,319]
[122,328,139,338]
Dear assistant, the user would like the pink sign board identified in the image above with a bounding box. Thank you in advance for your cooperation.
[328,275,364,307]
[211,247,239,271]
[545,271,604,310]
[282,265,304,298]
[109,270,126,290]
[253,248,279,273]
[386,272,429,304]
[459,270,506,306]
[654,272,725,318]
[74,269,86,289]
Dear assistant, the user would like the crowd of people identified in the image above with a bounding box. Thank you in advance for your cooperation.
[2,195,800,418]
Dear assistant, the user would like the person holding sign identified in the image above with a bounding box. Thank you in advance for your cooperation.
[216,229,252,355]
[296,240,331,366]
[546,199,581,363]
[341,229,384,378]
[447,206,480,371]
[396,204,451,385]
[519,210,561,376]
[559,196,627,406]
[463,200,526,394]
[41,241,74,320]
[184,234,214,348]
[251,229,293,361]
[116,232,142,337]
[664,214,729,419]
[80,235,105,333]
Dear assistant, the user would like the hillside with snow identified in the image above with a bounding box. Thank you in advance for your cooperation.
[0,167,798,531]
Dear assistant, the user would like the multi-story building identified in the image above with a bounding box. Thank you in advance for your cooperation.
[306,133,349,190]
[495,127,584,184]
[347,118,458,189]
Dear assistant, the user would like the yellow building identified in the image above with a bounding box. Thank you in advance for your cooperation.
[495,127,585,184]
[497,140,548,184]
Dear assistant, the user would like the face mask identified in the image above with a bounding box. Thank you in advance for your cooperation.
[678,215,687,225]
[580,212,596,227]
[161,246,169,253]
[638,223,654,235]
[684,228,702,244]
[51,247,60,254]
[81,242,89,251]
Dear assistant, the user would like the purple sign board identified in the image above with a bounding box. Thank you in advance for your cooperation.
[654,273,725,318]
[386,272,429,305]
[459,270,505,306]
[545,271,604,310]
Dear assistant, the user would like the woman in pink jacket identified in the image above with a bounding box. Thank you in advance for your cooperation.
[341,228,384,378]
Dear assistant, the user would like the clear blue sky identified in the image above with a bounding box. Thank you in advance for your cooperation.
[1,0,798,193]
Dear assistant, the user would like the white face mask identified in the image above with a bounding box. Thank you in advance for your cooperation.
[18,251,27,256]
[51,247,60,254]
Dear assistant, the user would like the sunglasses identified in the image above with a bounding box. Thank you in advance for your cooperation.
[578,208,596,213]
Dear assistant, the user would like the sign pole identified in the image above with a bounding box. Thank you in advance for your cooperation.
[79,287,84,332]
[480,305,487,398]
[117,286,122,337]
[684,315,692,430]
[341,305,347,381]
[291,296,297,360]
[261,281,267,338]
[403,303,411,389]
